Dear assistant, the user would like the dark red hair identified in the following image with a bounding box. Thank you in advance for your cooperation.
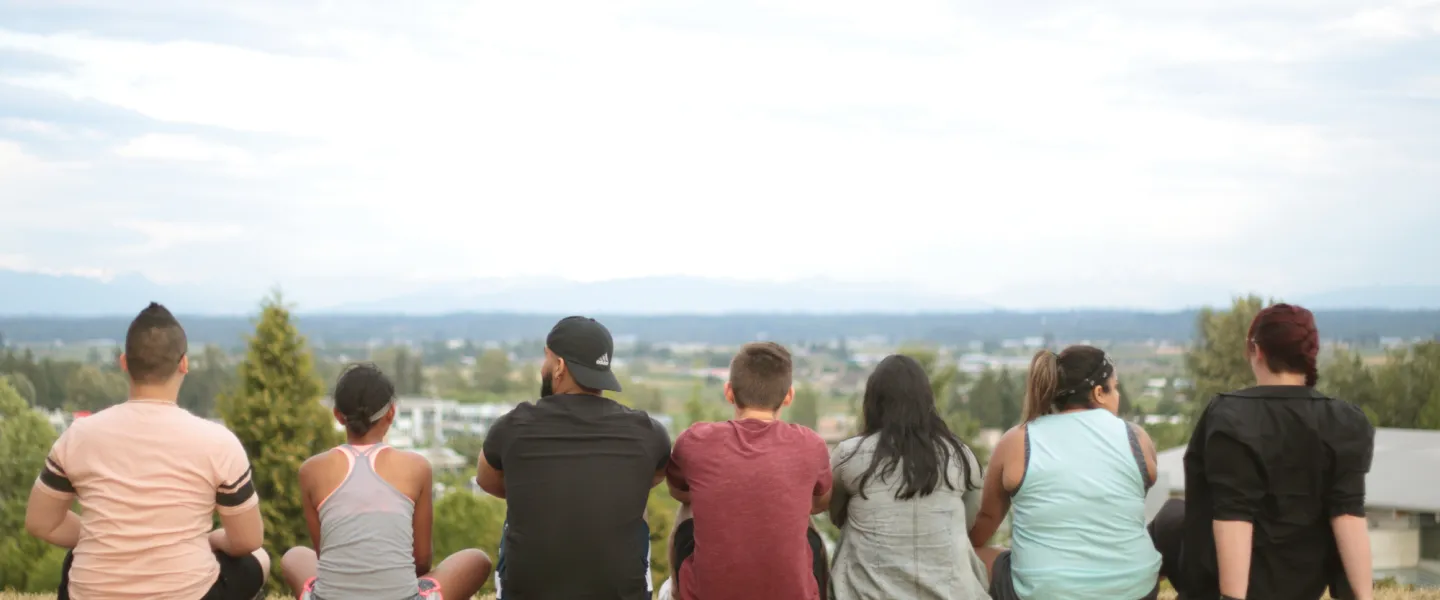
[1248,303,1320,387]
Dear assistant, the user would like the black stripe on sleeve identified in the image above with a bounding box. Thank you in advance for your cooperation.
[45,457,66,476]
[217,479,256,508]
[39,464,76,494]
[219,466,252,492]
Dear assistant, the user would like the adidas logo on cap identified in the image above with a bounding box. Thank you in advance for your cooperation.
[596,353,610,367]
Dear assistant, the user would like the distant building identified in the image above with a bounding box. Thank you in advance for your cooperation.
[1146,428,1440,586]
[320,395,519,449]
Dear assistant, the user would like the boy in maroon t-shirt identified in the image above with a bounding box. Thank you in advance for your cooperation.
[663,342,833,600]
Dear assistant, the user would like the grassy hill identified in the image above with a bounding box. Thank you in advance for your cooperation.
[6,590,1440,600]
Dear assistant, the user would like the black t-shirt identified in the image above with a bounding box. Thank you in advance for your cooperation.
[1177,385,1374,600]
[483,394,672,600]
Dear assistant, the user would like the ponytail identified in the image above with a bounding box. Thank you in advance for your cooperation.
[1023,350,1060,422]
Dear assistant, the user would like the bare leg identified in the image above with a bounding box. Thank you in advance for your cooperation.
[253,549,272,585]
[280,547,318,599]
[424,548,492,600]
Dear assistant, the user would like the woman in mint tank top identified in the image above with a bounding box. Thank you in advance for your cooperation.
[969,345,1162,600]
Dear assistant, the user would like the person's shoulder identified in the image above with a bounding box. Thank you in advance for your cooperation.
[785,421,826,443]
[388,448,435,477]
[833,434,868,454]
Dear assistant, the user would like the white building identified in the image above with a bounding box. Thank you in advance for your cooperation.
[320,396,519,449]
[1146,428,1440,586]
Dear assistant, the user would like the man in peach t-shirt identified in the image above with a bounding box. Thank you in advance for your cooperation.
[25,302,270,600]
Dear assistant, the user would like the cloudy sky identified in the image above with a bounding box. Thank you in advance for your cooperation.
[1,0,1438,309]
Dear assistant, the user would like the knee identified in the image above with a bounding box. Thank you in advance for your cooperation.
[458,548,493,574]
[280,546,314,570]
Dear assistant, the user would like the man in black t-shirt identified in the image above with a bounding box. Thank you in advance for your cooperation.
[478,316,672,600]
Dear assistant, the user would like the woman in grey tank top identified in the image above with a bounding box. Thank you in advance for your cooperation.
[279,364,493,600]
[829,354,991,599]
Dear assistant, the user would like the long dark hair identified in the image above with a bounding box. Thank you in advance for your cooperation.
[841,354,974,500]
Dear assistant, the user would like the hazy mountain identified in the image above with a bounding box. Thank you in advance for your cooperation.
[0,270,247,316]
[1297,286,1440,310]
[327,276,995,314]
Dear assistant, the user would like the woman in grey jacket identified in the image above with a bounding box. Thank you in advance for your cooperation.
[829,354,991,600]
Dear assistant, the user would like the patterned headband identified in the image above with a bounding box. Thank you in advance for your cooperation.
[1054,355,1114,401]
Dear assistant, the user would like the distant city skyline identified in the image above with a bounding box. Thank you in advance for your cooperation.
[2,1,1438,309]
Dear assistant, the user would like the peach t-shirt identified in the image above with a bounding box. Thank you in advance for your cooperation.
[36,399,258,599]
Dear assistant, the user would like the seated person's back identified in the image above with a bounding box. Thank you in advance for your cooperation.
[666,342,832,600]
[42,402,258,597]
[281,363,492,600]
[828,355,989,600]
[478,317,671,600]
[972,346,1160,600]
[27,303,266,600]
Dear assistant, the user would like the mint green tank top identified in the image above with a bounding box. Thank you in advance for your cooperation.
[1009,409,1161,599]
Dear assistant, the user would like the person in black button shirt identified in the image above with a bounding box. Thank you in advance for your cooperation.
[1149,303,1375,600]
[476,316,672,600]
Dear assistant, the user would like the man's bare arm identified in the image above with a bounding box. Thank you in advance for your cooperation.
[25,482,81,548]
[477,455,506,499]
[213,504,264,556]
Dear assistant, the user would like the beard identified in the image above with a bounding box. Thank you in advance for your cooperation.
[540,372,554,398]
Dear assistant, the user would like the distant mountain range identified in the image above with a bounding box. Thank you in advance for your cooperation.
[2,269,1439,316]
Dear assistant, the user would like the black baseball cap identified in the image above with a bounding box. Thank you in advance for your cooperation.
[546,316,622,392]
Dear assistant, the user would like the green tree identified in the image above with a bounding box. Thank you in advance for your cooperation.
[683,382,726,427]
[996,368,1023,429]
[432,490,507,595]
[1372,342,1440,429]
[473,349,513,395]
[1185,295,1267,416]
[178,345,236,418]
[1,371,37,407]
[218,293,343,593]
[645,484,679,589]
[966,369,1004,428]
[788,385,820,430]
[446,433,486,464]
[0,377,69,592]
[64,364,127,412]
[1321,348,1381,421]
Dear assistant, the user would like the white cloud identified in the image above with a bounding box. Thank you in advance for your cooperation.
[0,0,1437,306]
[114,133,255,166]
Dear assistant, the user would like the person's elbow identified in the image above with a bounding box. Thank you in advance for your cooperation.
[477,473,506,499]
[219,507,265,556]
[810,491,832,515]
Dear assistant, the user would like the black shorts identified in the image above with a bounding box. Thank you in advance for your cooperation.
[670,519,828,594]
[988,549,1159,600]
[59,549,266,600]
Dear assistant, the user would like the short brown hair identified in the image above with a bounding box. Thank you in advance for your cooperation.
[728,342,793,410]
[124,302,187,384]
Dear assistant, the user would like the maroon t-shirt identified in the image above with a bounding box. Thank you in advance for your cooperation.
[666,418,833,600]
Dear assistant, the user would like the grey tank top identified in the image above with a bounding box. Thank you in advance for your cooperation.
[313,444,422,600]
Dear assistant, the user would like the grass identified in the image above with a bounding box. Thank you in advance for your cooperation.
[6,591,1440,600]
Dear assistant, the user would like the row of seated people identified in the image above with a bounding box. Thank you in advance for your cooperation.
[24,303,1375,600]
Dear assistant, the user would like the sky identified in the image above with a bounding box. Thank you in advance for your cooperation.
[1,0,1438,310]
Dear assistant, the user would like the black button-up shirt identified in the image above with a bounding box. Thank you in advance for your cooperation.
[1177,385,1375,600]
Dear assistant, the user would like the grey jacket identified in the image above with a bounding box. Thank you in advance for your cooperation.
[828,435,991,600]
